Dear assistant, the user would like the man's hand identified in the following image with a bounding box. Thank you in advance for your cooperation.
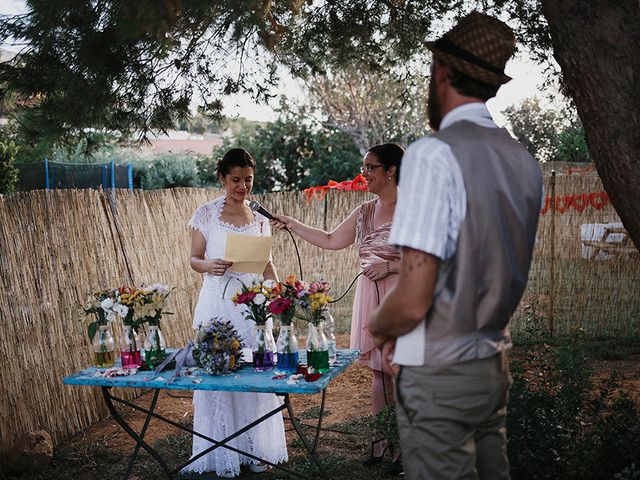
[380,338,397,375]
[369,247,438,338]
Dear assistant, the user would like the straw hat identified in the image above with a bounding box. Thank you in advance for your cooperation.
[427,11,516,86]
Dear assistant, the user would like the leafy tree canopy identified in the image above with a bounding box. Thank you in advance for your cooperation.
[307,64,429,152]
[503,97,591,163]
[201,103,362,193]
[0,1,551,143]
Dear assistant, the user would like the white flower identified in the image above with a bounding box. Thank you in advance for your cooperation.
[253,293,266,305]
[106,311,117,322]
[115,304,129,318]
[147,283,170,294]
[263,279,276,289]
[101,298,114,310]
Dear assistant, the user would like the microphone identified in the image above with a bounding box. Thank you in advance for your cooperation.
[248,200,274,220]
[250,200,302,279]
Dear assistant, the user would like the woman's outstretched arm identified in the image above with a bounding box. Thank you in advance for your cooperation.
[270,206,360,250]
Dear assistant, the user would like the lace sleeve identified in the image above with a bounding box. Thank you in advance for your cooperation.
[188,204,210,234]
[262,216,271,237]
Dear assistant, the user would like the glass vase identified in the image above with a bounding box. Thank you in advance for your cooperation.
[276,325,299,372]
[306,322,330,373]
[144,325,167,368]
[323,311,337,365]
[120,326,142,368]
[253,324,276,371]
[92,325,115,368]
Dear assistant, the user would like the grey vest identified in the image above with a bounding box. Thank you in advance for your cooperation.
[425,121,542,367]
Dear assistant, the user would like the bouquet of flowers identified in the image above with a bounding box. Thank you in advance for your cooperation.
[287,275,333,326]
[268,275,297,326]
[115,283,174,328]
[232,278,279,325]
[79,288,123,340]
[193,319,244,375]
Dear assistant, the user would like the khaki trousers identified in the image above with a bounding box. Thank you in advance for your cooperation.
[396,353,511,480]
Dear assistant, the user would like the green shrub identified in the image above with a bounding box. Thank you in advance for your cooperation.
[135,153,201,189]
[507,336,640,479]
[0,140,19,194]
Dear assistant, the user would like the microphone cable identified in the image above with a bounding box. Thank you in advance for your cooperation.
[285,227,304,281]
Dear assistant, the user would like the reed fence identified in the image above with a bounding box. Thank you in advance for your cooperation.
[0,176,638,454]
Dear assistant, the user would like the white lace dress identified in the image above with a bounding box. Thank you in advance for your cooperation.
[183,195,288,477]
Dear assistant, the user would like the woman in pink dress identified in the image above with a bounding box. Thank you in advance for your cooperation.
[271,143,403,465]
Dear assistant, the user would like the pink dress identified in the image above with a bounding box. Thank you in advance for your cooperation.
[350,200,401,373]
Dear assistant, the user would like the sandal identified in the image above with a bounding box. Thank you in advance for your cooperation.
[248,462,269,473]
[361,437,388,467]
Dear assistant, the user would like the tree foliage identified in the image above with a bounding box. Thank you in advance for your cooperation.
[201,106,361,193]
[0,0,455,142]
[307,65,429,153]
[503,97,591,163]
[0,140,19,194]
[0,0,288,142]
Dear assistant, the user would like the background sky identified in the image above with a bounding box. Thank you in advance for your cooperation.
[0,0,556,127]
[222,56,554,127]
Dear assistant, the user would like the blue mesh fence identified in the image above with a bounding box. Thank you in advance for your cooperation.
[16,160,132,190]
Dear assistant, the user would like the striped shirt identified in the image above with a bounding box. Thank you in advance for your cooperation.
[390,103,499,366]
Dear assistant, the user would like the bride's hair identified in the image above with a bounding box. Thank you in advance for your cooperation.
[216,148,257,177]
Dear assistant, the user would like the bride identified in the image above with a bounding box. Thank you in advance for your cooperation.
[183,148,288,477]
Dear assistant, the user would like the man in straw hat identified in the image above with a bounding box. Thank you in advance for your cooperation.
[370,11,543,480]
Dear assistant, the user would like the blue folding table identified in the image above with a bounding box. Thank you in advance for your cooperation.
[64,349,359,479]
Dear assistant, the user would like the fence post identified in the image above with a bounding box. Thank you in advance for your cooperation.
[44,158,50,190]
[549,170,556,337]
[101,164,108,188]
[127,163,133,190]
[110,160,116,190]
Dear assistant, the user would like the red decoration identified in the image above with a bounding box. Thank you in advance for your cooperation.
[540,191,610,214]
[304,174,368,202]
[565,165,595,176]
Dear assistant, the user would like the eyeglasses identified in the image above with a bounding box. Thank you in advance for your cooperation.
[360,164,384,173]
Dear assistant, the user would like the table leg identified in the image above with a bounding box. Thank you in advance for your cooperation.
[284,391,328,479]
[101,387,171,479]
[109,392,309,478]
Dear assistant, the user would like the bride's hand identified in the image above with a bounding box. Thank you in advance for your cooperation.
[208,258,233,276]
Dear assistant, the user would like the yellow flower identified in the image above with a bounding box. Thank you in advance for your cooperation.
[230,338,240,351]
[229,356,236,369]
[311,301,320,310]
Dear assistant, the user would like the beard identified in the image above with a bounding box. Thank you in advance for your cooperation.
[427,74,442,131]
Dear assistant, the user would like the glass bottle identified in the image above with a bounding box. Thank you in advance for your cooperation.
[276,324,299,372]
[120,325,142,368]
[323,311,337,365]
[253,324,276,371]
[306,321,330,373]
[144,325,167,368]
[92,325,115,368]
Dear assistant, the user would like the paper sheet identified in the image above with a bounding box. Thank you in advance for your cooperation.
[224,233,273,274]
